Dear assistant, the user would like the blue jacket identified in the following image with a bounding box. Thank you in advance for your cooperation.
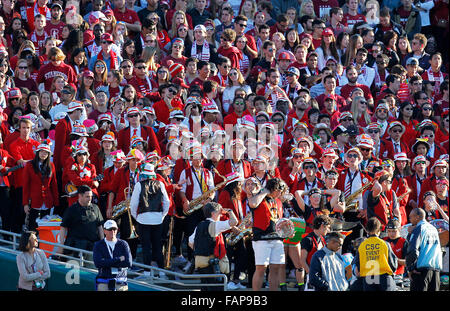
[93,239,133,281]
[309,247,349,291]
[406,220,442,272]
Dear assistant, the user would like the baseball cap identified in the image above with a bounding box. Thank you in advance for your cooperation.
[322,28,334,37]
[406,57,419,66]
[103,220,118,230]
[287,67,300,77]
[278,52,291,61]
[101,33,114,42]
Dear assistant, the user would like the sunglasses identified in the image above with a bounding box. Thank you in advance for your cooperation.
[234,102,245,105]
[18,66,28,69]
[360,148,371,152]
[96,64,105,68]
[391,129,403,133]
[101,41,113,44]
[136,66,146,69]
[121,65,132,69]
[415,161,426,165]
[342,118,353,122]
[238,23,247,28]
[303,164,316,169]
[368,129,380,134]
[105,228,118,231]
[422,107,432,111]
[272,118,283,122]
[85,104,92,108]
[347,154,359,158]
[128,114,139,118]
[404,107,413,111]
[377,109,388,113]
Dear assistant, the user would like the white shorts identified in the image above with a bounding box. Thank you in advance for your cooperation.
[252,240,286,266]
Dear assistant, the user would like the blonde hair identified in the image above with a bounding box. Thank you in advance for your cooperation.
[351,96,371,125]
[228,68,246,85]
[170,10,189,38]
[141,46,158,73]
[239,0,257,20]
[299,0,316,18]
[365,0,380,19]
[14,59,30,79]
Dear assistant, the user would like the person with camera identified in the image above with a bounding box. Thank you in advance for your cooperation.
[188,202,238,291]
[93,220,132,291]
[16,231,51,291]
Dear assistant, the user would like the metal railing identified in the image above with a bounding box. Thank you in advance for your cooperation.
[0,229,228,291]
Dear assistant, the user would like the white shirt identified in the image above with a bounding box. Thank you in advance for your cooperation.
[188,217,233,248]
[130,180,170,225]
[179,167,215,200]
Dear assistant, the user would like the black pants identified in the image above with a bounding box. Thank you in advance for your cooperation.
[197,264,225,291]
[10,187,24,233]
[410,269,440,291]
[0,186,12,232]
[226,238,249,281]
[137,222,164,268]
[117,212,139,259]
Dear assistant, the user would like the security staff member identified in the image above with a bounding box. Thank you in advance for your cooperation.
[93,220,132,291]
[57,185,104,259]
[188,202,238,291]
[354,217,398,291]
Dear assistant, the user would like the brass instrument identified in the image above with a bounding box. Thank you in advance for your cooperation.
[396,188,411,203]
[112,187,138,239]
[164,216,174,269]
[225,213,253,246]
[344,179,376,212]
[184,168,227,216]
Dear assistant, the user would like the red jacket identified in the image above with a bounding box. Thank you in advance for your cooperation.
[53,117,73,171]
[62,161,99,206]
[22,161,59,209]
[108,165,134,206]
[336,168,372,195]
[8,137,40,188]
[392,175,410,225]
[0,148,16,187]
[117,125,161,155]
[214,159,252,185]
[379,138,410,161]
[156,173,177,216]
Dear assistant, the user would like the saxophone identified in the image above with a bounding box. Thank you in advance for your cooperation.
[344,180,376,212]
[225,213,253,246]
[184,168,227,216]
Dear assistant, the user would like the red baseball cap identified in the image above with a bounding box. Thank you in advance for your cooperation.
[322,28,334,37]
[278,52,291,61]
[101,33,114,43]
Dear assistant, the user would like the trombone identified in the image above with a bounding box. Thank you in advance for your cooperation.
[111,187,138,239]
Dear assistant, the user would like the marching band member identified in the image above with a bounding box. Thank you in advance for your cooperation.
[117,107,161,155]
[22,140,58,232]
[214,138,252,185]
[293,158,324,205]
[130,163,170,276]
[392,153,412,225]
[107,148,145,260]
[321,170,346,219]
[91,132,117,174]
[357,134,379,172]
[63,144,100,208]
[366,170,402,231]
[418,159,448,207]
[383,218,408,277]
[280,147,305,189]
[406,156,430,214]
[251,155,275,189]
[178,146,215,270]
[318,148,340,180]
[379,121,409,161]
[364,122,382,158]
[218,172,248,290]
[248,178,286,291]
[155,156,183,266]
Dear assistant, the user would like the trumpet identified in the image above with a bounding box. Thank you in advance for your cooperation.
[111,187,138,239]
[226,213,253,246]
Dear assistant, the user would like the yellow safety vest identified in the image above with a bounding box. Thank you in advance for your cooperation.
[358,236,393,277]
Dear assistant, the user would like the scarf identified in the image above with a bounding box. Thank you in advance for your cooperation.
[97,49,118,70]
[426,67,444,95]
[191,40,210,62]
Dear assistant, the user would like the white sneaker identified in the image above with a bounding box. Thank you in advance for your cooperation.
[227,282,239,290]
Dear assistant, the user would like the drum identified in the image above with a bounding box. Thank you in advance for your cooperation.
[283,217,306,245]
[276,218,295,239]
